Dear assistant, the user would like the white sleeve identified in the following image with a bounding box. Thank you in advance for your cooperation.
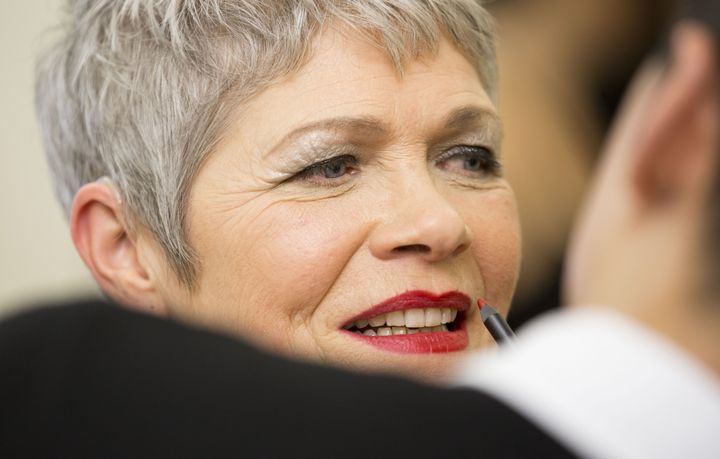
[454,308,720,459]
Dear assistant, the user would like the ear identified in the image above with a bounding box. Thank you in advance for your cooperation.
[70,180,168,315]
[633,22,719,207]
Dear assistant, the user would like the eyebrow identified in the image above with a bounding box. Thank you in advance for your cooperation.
[264,117,388,159]
[444,105,502,133]
[435,105,504,151]
[265,105,502,158]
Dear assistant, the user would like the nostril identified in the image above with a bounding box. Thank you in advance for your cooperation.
[452,242,470,257]
[392,244,431,254]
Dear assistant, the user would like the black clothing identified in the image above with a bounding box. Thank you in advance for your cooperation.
[0,300,577,458]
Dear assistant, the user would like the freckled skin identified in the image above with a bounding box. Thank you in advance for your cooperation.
[158,28,521,382]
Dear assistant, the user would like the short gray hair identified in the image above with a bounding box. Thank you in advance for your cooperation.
[36,0,497,287]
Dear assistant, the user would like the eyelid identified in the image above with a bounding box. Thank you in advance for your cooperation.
[296,154,358,177]
[433,125,501,153]
[277,143,360,176]
[281,154,361,190]
[435,144,496,162]
[434,144,503,179]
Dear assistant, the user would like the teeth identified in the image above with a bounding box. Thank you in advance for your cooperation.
[355,325,448,335]
[405,309,426,328]
[377,327,392,336]
[386,310,405,327]
[441,308,452,324]
[348,308,460,333]
[425,309,442,327]
[369,314,386,327]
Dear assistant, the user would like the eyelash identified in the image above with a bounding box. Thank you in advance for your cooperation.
[291,146,500,186]
[435,145,501,178]
[294,154,360,186]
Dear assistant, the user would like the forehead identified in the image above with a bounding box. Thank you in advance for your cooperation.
[228,26,497,151]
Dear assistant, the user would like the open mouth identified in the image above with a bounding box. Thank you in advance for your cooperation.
[343,308,462,335]
[340,290,471,354]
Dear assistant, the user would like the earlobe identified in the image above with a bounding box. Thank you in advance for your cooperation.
[70,180,168,315]
[632,22,719,206]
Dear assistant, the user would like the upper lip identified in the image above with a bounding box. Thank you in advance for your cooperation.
[343,290,471,326]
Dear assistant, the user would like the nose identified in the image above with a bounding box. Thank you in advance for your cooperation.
[369,179,473,263]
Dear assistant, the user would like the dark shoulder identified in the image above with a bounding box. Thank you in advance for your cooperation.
[0,300,578,458]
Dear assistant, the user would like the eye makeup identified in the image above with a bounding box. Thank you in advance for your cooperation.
[267,135,363,182]
[434,145,502,178]
[264,108,503,187]
[292,154,360,187]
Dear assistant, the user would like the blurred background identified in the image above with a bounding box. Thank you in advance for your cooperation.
[0,0,98,318]
[487,0,678,328]
[0,0,676,322]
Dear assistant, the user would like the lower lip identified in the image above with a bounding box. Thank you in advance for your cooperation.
[341,318,468,354]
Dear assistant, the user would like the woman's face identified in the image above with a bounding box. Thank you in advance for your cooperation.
[165,29,520,380]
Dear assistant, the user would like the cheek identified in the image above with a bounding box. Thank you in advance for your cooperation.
[240,202,367,315]
[186,198,367,351]
[462,191,521,312]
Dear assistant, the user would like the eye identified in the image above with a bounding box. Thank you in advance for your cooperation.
[436,145,501,177]
[294,154,359,185]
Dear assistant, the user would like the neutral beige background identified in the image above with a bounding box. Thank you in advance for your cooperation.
[0,1,99,317]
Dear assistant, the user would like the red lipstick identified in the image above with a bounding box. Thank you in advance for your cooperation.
[341,290,470,354]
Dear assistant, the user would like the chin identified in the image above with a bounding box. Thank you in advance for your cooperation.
[329,350,470,384]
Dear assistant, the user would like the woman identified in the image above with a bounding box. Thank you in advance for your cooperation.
[36,0,519,381]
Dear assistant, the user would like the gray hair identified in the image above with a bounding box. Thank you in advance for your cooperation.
[36,0,497,287]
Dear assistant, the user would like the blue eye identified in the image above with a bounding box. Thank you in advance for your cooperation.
[436,145,500,177]
[319,158,348,178]
[296,154,359,184]
[463,155,484,172]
